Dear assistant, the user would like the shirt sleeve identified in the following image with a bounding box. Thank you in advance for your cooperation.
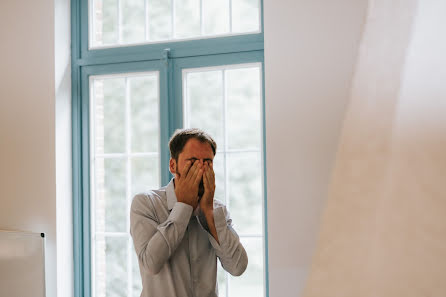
[205,205,248,276]
[130,193,192,275]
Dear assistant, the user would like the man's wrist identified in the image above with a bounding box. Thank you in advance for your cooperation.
[201,204,214,215]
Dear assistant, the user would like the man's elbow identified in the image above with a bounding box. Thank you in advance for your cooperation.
[228,249,248,276]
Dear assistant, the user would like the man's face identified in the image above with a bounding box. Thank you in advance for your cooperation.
[170,138,214,198]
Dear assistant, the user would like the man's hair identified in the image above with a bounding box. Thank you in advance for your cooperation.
[169,128,217,161]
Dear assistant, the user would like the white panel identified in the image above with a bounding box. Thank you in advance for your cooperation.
[0,231,46,297]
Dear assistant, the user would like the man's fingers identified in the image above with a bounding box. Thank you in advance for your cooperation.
[203,167,211,189]
[203,173,209,191]
[185,160,198,181]
[206,162,215,183]
[205,163,214,188]
[190,161,203,184]
[181,160,193,178]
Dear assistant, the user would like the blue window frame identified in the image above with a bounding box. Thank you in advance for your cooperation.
[71,0,268,296]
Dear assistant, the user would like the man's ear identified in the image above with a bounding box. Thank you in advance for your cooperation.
[169,158,176,176]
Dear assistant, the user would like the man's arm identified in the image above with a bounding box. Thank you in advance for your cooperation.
[200,162,248,276]
[202,205,248,276]
[130,194,192,275]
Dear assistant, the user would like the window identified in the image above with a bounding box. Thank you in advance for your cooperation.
[72,1,267,297]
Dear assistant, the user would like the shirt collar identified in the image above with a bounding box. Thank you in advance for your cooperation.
[166,178,177,210]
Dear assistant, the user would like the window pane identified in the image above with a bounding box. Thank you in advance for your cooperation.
[175,0,201,38]
[232,0,260,33]
[95,158,127,233]
[148,0,172,41]
[203,0,230,35]
[185,70,224,147]
[226,67,261,150]
[229,237,264,297]
[95,0,119,46]
[183,63,264,297]
[130,75,159,153]
[90,0,261,48]
[91,72,161,297]
[131,156,160,196]
[227,152,262,235]
[213,152,225,203]
[122,0,145,44]
[95,235,128,297]
[94,78,126,154]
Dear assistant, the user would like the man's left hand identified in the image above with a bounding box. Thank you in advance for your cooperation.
[200,161,215,213]
[200,161,219,243]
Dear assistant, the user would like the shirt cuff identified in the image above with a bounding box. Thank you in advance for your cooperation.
[169,202,193,224]
[213,207,227,230]
[207,206,227,251]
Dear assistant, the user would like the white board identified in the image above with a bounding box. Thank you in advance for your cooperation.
[0,230,46,297]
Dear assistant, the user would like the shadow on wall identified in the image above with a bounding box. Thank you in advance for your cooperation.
[304,0,446,296]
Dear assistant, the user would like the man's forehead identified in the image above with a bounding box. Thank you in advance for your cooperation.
[180,138,214,159]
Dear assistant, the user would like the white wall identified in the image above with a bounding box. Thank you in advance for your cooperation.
[0,0,72,296]
[263,0,368,296]
[0,0,56,296]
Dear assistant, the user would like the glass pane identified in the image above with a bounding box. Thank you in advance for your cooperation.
[130,75,159,153]
[95,235,128,297]
[148,0,172,41]
[229,237,264,297]
[90,0,261,48]
[213,152,225,203]
[131,156,160,196]
[95,158,127,233]
[232,0,260,33]
[132,242,143,297]
[94,78,126,154]
[175,0,200,38]
[122,0,145,44]
[226,67,261,150]
[227,152,262,235]
[203,0,229,35]
[94,0,119,46]
[185,70,224,147]
[217,261,227,297]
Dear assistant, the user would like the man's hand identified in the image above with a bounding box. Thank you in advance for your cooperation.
[200,162,219,243]
[200,162,215,212]
[174,160,203,210]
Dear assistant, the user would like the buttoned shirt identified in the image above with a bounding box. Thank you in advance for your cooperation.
[130,179,248,297]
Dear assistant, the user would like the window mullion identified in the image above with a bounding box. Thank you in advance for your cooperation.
[171,0,176,39]
[125,77,133,297]
[222,69,230,297]
[145,0,149,41]
[118,0,122,44]
[200,0,204,36]
[229,0,233,33]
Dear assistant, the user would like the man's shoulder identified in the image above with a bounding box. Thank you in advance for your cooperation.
[131,186,168,213]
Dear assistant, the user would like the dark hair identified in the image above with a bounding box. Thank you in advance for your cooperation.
[169,128,217,161]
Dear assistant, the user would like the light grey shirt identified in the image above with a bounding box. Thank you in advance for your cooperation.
[130,179,248,297]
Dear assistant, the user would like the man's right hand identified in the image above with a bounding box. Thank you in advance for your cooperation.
[174,160,203,210]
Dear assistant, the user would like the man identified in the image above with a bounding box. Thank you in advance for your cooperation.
[130,128,248,297]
